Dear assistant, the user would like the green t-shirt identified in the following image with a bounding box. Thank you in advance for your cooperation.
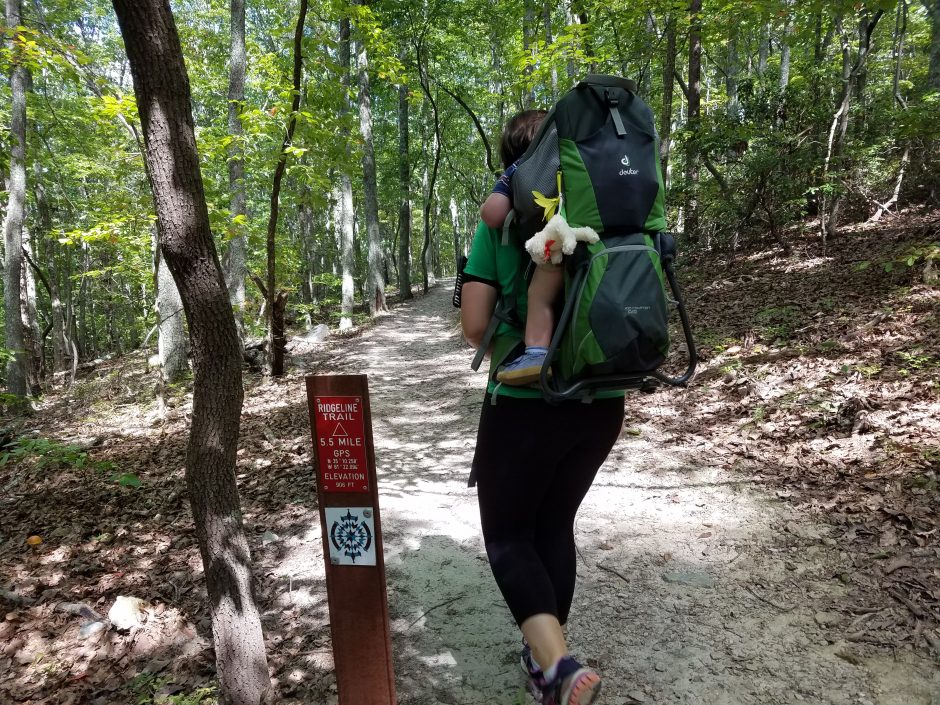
[464,220,623,400]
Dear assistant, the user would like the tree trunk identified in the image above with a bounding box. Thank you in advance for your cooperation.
[926,0,940,90]
[893,1,909,108]
[571,1,595,72]
[684,0,702,243]
[224,0,247,340]
[758,21,770,73]
[336,18,355,330]
[450,197,460,271]
[416,49,442,294]
[33,162,67,375]
[262,0,307,374]
[824,10,885,239]
[111,4,272,705]
[21,231,42,393]
[3,0,29,399]
[354,9,386,315]
[565,7,580,81]
[522,0,536,107]
[778,8,793,127]
[661,14,677,182]
[155,233,188,383]
[543,2,558,100]
[78,243,90,359]
[397,76,412,301]
[725,25,739,120]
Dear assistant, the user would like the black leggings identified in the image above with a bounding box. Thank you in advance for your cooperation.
[472,394,624,626]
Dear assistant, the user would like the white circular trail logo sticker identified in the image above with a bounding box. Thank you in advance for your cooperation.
[326,507,376,566]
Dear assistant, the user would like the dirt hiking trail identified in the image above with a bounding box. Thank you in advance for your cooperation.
[300,283,939,705]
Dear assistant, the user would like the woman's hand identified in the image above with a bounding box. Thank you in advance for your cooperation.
[460,281,497,348]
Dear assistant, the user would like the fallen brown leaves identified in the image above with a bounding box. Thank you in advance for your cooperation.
[651,207,940,657]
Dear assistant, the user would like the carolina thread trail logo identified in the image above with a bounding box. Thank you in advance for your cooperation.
[330,509,373,562]
[619,154,639,176]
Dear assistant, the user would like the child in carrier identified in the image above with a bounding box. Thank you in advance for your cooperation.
[480,112,562,386]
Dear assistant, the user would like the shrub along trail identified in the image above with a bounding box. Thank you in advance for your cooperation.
[1,212,938,704]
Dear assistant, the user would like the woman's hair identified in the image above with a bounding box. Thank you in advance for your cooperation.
[499,109,548,169]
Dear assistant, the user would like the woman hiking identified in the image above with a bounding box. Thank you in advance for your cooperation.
[460,109,624,705]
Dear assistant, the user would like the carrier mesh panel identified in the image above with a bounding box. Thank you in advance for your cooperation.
[511,124,560,238]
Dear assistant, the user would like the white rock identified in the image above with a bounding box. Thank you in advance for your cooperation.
[301,324,330,343]
[108,596,149,631]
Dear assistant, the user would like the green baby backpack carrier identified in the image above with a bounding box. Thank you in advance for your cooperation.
[473,75,697,401]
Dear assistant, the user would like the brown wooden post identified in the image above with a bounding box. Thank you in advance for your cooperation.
[306,374,396,705]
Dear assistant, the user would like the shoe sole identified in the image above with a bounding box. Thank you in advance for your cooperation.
[562,668,601,705]
[496,365,551,386]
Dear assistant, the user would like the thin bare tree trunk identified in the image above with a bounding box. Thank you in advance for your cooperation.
[871,147,909,221]
[725,25,739,120]
[522,0,536,108]
[224,0,247,340]
[824,10,884,240]
[262,0,307,374]
[661,14,677,182]
[354,7,387,315]
[684,0,702,243]
[893,1,909,108]
[22,231,41,392]
[111,4,272,704]
[155,232,188,384]
[336,18,355,329]
[397,72,412,301]
[415,44,442,293]
[543,2,558,100]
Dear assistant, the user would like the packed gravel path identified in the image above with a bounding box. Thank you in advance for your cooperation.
[302,283,940,705]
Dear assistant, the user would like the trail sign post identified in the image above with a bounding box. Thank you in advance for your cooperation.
[306,374,396,705]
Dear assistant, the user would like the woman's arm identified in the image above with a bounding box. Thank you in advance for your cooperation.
[460,281,498,348]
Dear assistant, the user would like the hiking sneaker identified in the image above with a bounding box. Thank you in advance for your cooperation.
[521,641,542,678]
[496,346,549,386]
[539,657,602,705]
[520,641,544,700]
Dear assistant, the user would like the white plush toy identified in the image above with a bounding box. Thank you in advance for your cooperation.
[524,214,600,265]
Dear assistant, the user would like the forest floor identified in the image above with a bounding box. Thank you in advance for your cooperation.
[1,209,939,705]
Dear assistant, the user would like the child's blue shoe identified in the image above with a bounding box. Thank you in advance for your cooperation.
[496,346,549,386]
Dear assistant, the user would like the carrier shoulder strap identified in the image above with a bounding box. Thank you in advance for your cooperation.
[470,297,517,372]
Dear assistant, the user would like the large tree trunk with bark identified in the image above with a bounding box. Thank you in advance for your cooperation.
[397,76,413,300]
[224,0,247,340]
[3,0,29,399]
[355,10,387,315]
[111,3,272,704]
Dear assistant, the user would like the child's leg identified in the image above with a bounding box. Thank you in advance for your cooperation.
[496,264,564,386]
[525,265,564,347]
